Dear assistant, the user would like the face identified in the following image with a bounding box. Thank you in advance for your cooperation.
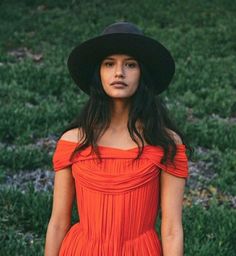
[99,54,140,99]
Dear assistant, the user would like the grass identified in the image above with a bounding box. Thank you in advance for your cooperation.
[0,0,235,255]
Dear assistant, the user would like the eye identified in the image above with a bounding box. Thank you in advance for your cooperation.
[126,62,138,68]
[103,62,114,67]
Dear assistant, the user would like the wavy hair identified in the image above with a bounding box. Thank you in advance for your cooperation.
[60,59,194,165]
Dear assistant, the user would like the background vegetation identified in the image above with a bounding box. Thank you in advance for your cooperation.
[0,0,235,255]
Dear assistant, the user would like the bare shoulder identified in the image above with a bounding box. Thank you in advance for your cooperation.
[165,128,183,145]
[60,127,83,143]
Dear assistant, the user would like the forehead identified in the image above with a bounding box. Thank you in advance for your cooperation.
[102,54,137,61]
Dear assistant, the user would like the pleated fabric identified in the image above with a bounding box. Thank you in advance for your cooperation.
[52,139,189,256]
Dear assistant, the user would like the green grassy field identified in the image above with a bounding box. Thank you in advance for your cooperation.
[0,0,235,255]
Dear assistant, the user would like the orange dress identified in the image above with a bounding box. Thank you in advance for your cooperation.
[52,139,188,256]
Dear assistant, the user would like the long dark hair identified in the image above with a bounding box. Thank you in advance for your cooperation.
[60,58,194,164]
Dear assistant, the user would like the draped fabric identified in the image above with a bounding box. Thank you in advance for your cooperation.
[52,139,189,256]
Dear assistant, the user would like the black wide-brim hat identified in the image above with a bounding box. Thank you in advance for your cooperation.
[67,21,175,95]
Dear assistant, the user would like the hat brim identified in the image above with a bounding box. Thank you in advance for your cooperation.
[67,33,175,95]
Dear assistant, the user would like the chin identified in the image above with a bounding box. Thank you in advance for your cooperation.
[107,93,134,99]
[105,89,136,98]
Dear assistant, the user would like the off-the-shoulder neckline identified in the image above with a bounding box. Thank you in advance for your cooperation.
[58,139,186,152]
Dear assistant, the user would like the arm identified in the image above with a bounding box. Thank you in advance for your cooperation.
[160,131,186,256]
[45,128,80,255]
[44,168,75,256]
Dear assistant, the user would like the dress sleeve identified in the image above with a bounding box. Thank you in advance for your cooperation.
[160,145,189,179]
[52,139,78,172]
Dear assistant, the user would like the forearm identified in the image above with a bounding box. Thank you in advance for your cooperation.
[44,222,71,256]
[161,229,184,256]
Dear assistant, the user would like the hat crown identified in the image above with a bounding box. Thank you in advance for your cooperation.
[102,21,144,35]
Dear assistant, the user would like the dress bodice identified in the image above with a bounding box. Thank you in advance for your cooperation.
[52,139,188,255]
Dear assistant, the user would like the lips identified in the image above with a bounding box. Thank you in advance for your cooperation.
[110,81,128,86]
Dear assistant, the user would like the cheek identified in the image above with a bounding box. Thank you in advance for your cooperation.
[133,72,140,87]
[100,69,110,88]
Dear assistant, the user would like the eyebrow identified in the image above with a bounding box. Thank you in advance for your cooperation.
[103,57,137,61]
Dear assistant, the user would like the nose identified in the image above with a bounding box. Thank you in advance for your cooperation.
[115,63,125,78]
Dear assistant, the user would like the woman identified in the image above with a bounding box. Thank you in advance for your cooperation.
[45,21,193,256]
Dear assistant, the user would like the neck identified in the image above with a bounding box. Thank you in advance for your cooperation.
[109,99,130,129]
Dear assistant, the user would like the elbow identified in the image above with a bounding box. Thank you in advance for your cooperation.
[161,222,184,238]
[162,229,184,241]
[48,217,71,232]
